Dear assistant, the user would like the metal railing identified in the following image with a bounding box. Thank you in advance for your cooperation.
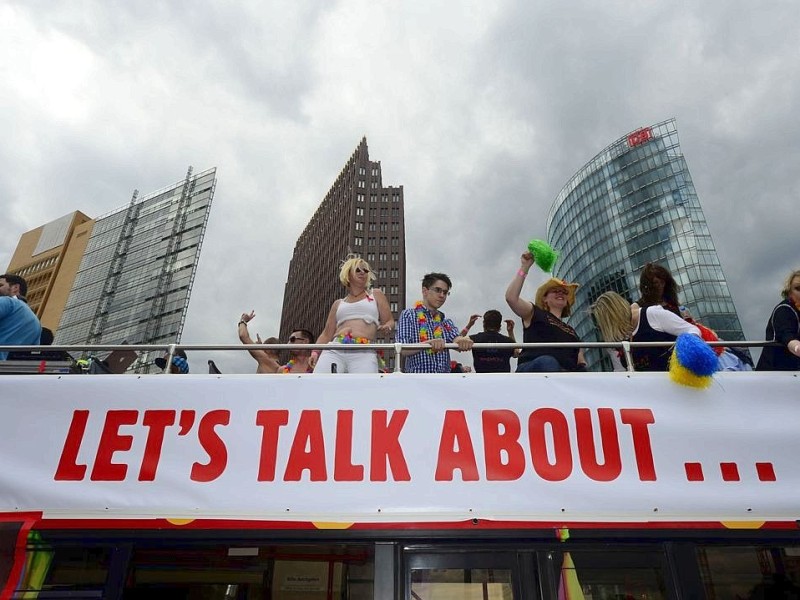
[0,339,770,374]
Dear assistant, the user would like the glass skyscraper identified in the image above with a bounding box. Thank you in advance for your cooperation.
[56,167,216,368]
[547,119,744,369]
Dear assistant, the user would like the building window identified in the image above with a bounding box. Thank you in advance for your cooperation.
[380,223,388,232]
[354,237,362,246]
[390,302,398,312]
[355,222,363,231]
[372,168,379,177]
[368,237,375,246]
[359,167,366,175]
[380,237,387,246]
[379,253,387,261]
[392,237,399,246]
[391,269,399,278]
[371,181,378,189]
[356,207,364,216]
[392,195,400,203]
[357,194,364,202]
[391,253,399,261]
[392,222,400,231]
[358,180,365,188]
[369,223,376,231]
[392,207,400,216]
[370,195,378,203]
[367,253,376,262]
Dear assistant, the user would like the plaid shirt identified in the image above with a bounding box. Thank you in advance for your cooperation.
[396,304,459,373]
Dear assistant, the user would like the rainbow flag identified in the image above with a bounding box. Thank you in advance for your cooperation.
[558,552,586,600]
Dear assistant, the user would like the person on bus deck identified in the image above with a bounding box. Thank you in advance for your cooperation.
[591,291,700,372]
[0,273,42,361]
[396,272,473,373]
[238,310,282,373]
[633,262,682,317]
[462,310,519,373]
[155,349,190,374]
[311,256,394,374]
[505,252,586,372]
[756,269,800,371]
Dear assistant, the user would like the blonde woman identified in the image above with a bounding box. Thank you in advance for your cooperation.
[311,256,394,373]
[591,291,699,371]
[756,269,800,371]
[591,292,636,371]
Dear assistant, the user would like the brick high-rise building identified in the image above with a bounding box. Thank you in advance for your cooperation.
[280,138,406,356]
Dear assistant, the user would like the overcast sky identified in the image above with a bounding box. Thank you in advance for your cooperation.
[2,1,798,373]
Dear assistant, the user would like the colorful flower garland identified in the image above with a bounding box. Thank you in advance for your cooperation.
[333,333,387,371]
[279,359,313,374]
[416,301,445,353]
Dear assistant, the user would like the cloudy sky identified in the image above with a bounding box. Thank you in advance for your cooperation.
[2,1,798,372]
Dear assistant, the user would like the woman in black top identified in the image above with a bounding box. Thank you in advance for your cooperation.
[756,269,800,371]
[505,251,586,372]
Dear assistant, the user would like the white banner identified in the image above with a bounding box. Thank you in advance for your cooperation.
[0,372,798,524]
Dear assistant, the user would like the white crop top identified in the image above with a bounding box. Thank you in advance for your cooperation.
[336,295,380,327]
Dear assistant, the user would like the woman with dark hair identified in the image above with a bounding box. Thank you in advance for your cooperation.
[756,269,800,371]
[636,263,682,317]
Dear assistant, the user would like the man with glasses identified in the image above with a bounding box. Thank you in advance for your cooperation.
[396,272,473,373]
[237,311,314,373]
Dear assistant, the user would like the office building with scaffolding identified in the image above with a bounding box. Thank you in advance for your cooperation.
[547,119,745,369]
[54,168,217,366]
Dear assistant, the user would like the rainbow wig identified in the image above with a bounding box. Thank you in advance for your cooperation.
[669,333,718,389]
[527,239,558,273]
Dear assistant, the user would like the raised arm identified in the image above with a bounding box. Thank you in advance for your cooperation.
[505,252,535,323]
[237,311,279,373]
[460,314,481,337]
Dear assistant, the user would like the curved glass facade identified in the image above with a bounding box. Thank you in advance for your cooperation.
[547,119,744,369]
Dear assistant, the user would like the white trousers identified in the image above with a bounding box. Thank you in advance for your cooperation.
[313,344,379,374]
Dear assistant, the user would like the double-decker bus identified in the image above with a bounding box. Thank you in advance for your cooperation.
[1,344,799,599]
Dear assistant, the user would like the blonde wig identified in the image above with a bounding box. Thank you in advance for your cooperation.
[591,291,633,342]
[339,256,376,288]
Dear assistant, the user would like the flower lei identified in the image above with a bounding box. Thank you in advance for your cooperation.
[279,359,312,374]
[335,333,372,344]
[416,301,444,354]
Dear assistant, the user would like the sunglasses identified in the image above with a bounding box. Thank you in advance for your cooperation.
[355,267,370,274]
[289,335,309,343]
[429,286,450,296]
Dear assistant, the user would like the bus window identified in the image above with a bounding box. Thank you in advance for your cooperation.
[12,544,111,599]
[697,545,800,599]
[406,552,522,599]
[548,549,668,600]
[122,543,373,600]
[410,568,514,599]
